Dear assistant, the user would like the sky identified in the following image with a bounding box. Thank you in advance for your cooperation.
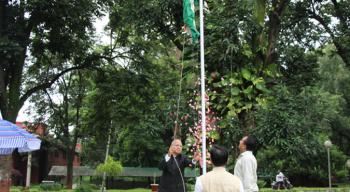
[16,15,110,122]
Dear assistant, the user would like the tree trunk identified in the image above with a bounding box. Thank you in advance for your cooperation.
[265,0,288,67]
[66,129,79,189]
[237,110,255,134]
[65,147,74,189]
[0,1,7,32]
[0,69,8,119]
[7,61,25,122]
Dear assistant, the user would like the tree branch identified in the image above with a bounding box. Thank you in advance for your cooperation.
[265,0,289,66]
[308,10,334,39]
[331,0,347,30]
[44,88,65,128]
[20,52,105,106]
[308,9,350,66]
[155,20,183,50]
[20,64,90,107]
[0,70,8,118]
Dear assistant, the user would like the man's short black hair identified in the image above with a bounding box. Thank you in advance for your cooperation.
[209,145,228,167]
[244,135,257,151]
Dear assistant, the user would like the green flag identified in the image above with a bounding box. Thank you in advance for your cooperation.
[183,0,200,43]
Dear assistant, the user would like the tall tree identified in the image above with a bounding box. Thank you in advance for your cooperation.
[318,45,350,156]
[0,0,103,122]
[81,66,177,167]
[109,0,184,49]
[108,0,290,133]
[203,0,289,132]
[30,70,87,189]
[109,1,201,140]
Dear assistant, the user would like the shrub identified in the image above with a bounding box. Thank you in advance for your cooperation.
[257,179,267,188]
[39,182,62,191]
[96,156,123,176]
[74,183,99,192]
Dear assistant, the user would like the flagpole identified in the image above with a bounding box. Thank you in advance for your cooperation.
[199,0,206,174]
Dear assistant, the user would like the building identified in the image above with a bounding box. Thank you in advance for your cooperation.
[12,122,81,185]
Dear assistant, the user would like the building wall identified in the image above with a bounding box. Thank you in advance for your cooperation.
[48,150,81,166]
[12,122,81,185]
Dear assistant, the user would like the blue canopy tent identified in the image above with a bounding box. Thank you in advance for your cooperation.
[0,119,41,155]
[0,119,42,191]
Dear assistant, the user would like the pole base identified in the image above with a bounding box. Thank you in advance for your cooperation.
[0,179,11,192]
[150,184,159,192]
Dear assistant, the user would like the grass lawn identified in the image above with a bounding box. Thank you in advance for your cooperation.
[107,189,149,192]
[10,186,150,192]
[11,186,350,192]
[260,187,350,192]
[10,187,149,192]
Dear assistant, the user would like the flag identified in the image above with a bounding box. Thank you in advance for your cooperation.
[183,0,200,43]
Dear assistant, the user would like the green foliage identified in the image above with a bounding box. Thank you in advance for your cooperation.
[257,143,349,185]
[280,47,319,91]
[81,54,179,166]
[116,116,165,166]
[74,183,98,192]
[260,188,350,192]
[257,179,267,189]
[253,83,349,185]
[29,69,92,188]
[80,13,193,164]
[109,0,183,48]
[5,0,350,188]
[287,1,350,68]
[253,0,266,26]
[0,0,104,121]
[96,156,123,176]
[39,182,63,191]
[317,45,350,156]
[203,0,287,130]
[254,85,342,154]
[209,68,269,120]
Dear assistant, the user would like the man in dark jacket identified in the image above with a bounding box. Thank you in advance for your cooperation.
[158,138,200,192]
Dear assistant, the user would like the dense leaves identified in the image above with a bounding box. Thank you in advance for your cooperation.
[2,0,350,187]
[0,0,103,121]
[96,156,123,176]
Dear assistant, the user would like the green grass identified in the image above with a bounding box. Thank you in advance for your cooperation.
[10,186,149,192]
[10,186,72,192]
[11,186,350,192]
[260,187,350,192]
[107,189,149,192]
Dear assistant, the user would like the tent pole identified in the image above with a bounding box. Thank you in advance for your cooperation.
[25,152,32,188]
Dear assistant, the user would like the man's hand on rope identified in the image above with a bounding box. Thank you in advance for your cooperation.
[194,151,202,162]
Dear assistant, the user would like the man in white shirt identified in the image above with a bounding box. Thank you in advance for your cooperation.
[234,136,259,192]
[195,145,244,192]
[276,171,285,189]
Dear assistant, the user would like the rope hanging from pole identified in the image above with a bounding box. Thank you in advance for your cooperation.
[173,38,186,139]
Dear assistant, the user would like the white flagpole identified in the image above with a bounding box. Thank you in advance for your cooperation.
[199,0,206,174]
